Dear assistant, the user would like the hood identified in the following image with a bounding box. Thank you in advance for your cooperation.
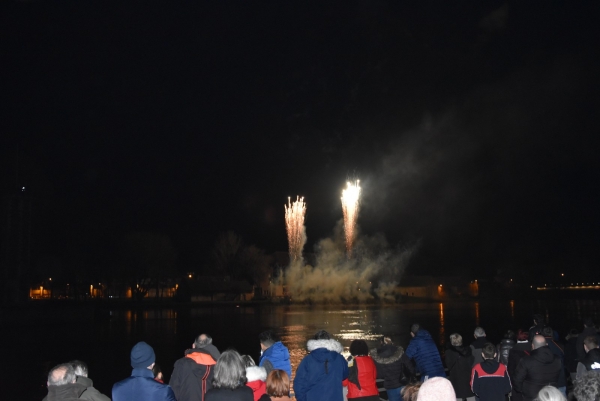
[265,341,290,360]
[448,344,473,357]
[471,337,488,348]
[415,329,434,341]
[531,346,557,364]
[371,344,403,364]
[480,359,501,374]
[246,366,267,382]
[76,376,93,387]
[185,349,217,365]
[186,344,220,361]
[47,382,87,401]
[307,338,343,353]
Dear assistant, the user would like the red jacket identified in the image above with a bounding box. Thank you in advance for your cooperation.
[343,356,379,399]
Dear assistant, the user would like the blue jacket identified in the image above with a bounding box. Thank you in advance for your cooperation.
[259,341,292,379]
[113,368,176,401]
[405,330,446,380]
[293,339,349,401]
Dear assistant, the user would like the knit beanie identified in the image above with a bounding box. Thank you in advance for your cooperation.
[131,341,155,369]
[417,377,456,401]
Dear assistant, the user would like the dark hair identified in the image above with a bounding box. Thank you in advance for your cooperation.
[542,326,553,337]
[349,340,369,356]
[517,329,529,341]
[194,334,213,349]
[259,330,277,347]
[533,314,545,325]
[584,336,599,349]
[152,363,162,379]
[504,330,516,341]
[585,318,595,328]
[69,360,88,377]
[48,363,77,386]
[482,342,496,359]
[241,355,256,367]
[410,323,420,334]
[213,349,247,389]
[573,370,600,401]
[313,330,331,340]
[266,369,289,398]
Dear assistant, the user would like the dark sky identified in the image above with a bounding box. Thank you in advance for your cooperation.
[2,1,599,278]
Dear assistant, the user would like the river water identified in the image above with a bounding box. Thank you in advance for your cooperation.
[7,298,600,400]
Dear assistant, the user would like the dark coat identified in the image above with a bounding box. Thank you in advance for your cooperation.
[43,377,110,401]
[544,336,566,388]
[565,335,579,373]
[259,341,292,379]
[470,337,488,367]
[47,383,88,401]
[583,348,600,371]
[293,338,349,401]
[405,330,445,379]
[170,347,219,401]
[513,346,561,401]
[205,386,254,401]
[445,344,475,399]
[497,339,515,366]
[113,368,176,401]
[577,327,600,362]
[470,360,512,401]
[370,344,415,390]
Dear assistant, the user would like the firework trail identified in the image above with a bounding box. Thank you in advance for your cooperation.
[285,196,306,262]
[341,180,361,258]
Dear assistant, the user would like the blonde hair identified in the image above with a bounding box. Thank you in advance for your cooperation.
[450,333,463,347]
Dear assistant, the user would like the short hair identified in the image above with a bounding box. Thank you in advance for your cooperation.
[482,342,496,359]
[517,329,529,341]
[194,334,213,348]
[536,385,566,401]
[313,330,331,340]
[532,335,547,349]
[474,327,486,337]
[533,314,545,325]
[241,354,256,367]
[266,369,289,398]
[152,363,162,379]
[585,318,596,328]
[542,326,554,337]
[48,363,77,386]
[401,381,422,401]
[504,330,516,341]
[450,333,463,347]
[573,371,600,401]
[69,360,88,377]
[212,349,247,389]
[585,336,599,350]
[410,323,420,334]
[349,340,369,356]
[259,330,277,347]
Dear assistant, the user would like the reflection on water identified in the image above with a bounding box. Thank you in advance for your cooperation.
[439,303,445,349]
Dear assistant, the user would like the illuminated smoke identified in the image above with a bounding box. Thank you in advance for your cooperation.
[285,196,306,262]
[341,180,361,258]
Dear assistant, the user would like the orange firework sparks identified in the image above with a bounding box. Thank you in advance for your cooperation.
[341,180,360,258]
[285,196,306,262]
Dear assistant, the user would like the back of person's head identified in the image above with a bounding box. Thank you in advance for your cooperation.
[213,349,246,389]
[349,340,369,356]
[450,333,463,347]
[411,323,421,335]
[533,314,545,325]
[482,342,496,359]
[266,369,289,398]
[585,318,596,328]
[241,354,256,367]
[517,329,529,341]
[474,327,486,338]
[536,385,566,401]
[381,336,393,345]
[194,333,213,348]
[504,330,516,341]
[585,336,599,350]
[417,376,456,401]
[48,363,77,386]
[401,381,422,401]
[313,330,331,340]
[532,335,547,349]
[542,326,554,337]
[259,330,277,347]
[69,360,88,377]
[574,371,600,401]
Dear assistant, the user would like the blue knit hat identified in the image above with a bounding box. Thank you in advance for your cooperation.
[131,341,155,368]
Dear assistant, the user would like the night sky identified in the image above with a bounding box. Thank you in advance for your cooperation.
[2,1,599,280]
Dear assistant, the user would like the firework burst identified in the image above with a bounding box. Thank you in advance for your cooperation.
[285,196,306,262]
[341,180,361,258]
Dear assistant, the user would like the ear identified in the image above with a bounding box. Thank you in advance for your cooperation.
[482,352,485,358]
[192,343,196,349]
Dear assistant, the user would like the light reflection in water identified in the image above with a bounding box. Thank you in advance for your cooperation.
[510,300,515,318]
[439,303,445,349]
[475,302,480,326]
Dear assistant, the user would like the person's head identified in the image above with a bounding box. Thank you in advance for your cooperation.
[152,363,163,381]
[401,381,422,401]
[533,314,545,326]
[482,342,497,360]
[313,330,331,340]
[130,341,155,369]
[474,327,486,338]
[213,349,246,389]
[411,323,421,337]
[416,376,456,401]
[504,330,516,341]
[259,330,277,351]
[194,334,213,349]
[585,318,596,329]
[517,329,529,342]
[542,326,554,337]
[266,369,289,398]
[241,354,256,367]
[584,336,599,352]
[536,385,566,401]
[349,340,369,356]
[532,335,547,350]
[449,333,463,347]
[380,336,393,345]
[48,363,77,387]
[69,360,88,377]
[573,370,600,401]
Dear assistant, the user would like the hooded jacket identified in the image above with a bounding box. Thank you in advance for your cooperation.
[370,344,415,390]
[245,366,267,401]
[470,359,512,401]
[342,355,379,399]
[513,346,561,401]
[497,339,516,366]
[293,338,349,401]
[544,336,566,388]
[113,368,176,401]
[445,344,475,399]
[47,383,88,401]
[170,346,220,401]
[470,337,488,367]
[259,341,292,379]
[43,376,111,401]
[405,330,446,380]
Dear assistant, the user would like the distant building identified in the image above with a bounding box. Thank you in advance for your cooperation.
[399,276,478,300]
